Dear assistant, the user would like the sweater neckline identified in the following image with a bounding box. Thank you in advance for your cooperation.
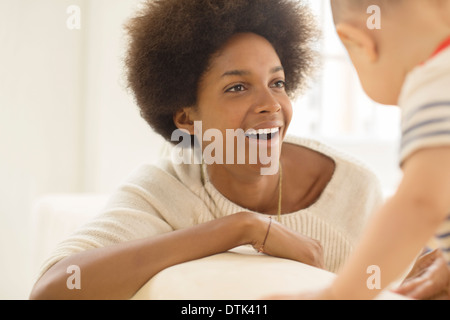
[201,136,341,220]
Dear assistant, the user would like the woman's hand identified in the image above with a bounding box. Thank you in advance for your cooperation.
[246,213,324,269]
[393,249,450,300]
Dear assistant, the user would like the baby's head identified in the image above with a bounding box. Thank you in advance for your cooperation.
[330,0,450,105]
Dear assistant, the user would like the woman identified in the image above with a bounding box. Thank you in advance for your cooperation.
[29,0,382,300]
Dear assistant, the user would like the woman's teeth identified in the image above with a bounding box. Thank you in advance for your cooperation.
[245,127,280,140]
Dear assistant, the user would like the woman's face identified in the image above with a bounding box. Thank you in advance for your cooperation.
[189,32,293,174]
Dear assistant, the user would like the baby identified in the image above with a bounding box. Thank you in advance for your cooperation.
[275,0,450,299]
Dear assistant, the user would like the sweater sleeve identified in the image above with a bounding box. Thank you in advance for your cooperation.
[35,166,178,281]
[35,159,215,281]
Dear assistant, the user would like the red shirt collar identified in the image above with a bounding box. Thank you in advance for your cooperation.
[429,36,450,60]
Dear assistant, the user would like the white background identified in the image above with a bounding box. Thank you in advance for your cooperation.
[0,0,402,299]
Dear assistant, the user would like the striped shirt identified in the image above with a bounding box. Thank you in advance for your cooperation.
[435,217,450,262]
[399,40,450,263]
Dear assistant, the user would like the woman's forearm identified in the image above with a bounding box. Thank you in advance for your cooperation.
[30,212,262,300]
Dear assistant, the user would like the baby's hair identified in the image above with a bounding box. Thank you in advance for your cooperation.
[124,0,318,143]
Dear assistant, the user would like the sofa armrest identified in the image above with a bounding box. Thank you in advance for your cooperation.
[132,246,408,300]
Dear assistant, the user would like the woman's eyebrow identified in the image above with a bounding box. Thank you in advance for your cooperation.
[221,70,251,78]
[221,66,284,78]
[271,66,284,73]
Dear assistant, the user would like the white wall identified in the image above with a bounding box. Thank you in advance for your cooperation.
[0,0,86,299]
[0,0,164,299]
[81,0,166,193]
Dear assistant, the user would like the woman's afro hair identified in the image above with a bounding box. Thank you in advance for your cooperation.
[125,0,319,142]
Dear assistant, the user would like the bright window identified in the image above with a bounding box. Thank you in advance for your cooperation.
[289,0,401,141]
[288,0,402,193]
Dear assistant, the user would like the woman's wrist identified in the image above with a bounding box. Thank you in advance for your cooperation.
[232,212,267,248]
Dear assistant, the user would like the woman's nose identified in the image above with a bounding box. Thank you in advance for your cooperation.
[253,89,282,114]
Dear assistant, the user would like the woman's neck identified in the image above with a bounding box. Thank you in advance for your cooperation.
[206,162,281,215]
[204,142,336,215]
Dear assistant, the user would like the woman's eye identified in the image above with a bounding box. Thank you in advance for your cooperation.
[272,80,286,89]
[226,84,246,92]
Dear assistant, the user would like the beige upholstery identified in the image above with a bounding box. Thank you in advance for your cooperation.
[132,246,407,300]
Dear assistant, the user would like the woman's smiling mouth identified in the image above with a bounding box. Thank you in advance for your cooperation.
[245,127,280,141]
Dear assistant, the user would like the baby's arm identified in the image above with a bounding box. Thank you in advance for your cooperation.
[329,146,450,299]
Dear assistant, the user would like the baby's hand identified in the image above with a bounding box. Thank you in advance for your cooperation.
[393,249,450,300]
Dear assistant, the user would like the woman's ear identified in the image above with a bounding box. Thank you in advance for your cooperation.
[173,107,198,135]
[335,22,378,63]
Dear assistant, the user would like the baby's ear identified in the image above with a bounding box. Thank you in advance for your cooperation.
[335,23,378,63]
[173,107,198,135]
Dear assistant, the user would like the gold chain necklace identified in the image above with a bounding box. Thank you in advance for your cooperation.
[201,161,283,221]
[277,162,282,222]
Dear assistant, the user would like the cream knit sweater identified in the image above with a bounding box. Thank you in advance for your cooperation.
[37,136,383,279]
